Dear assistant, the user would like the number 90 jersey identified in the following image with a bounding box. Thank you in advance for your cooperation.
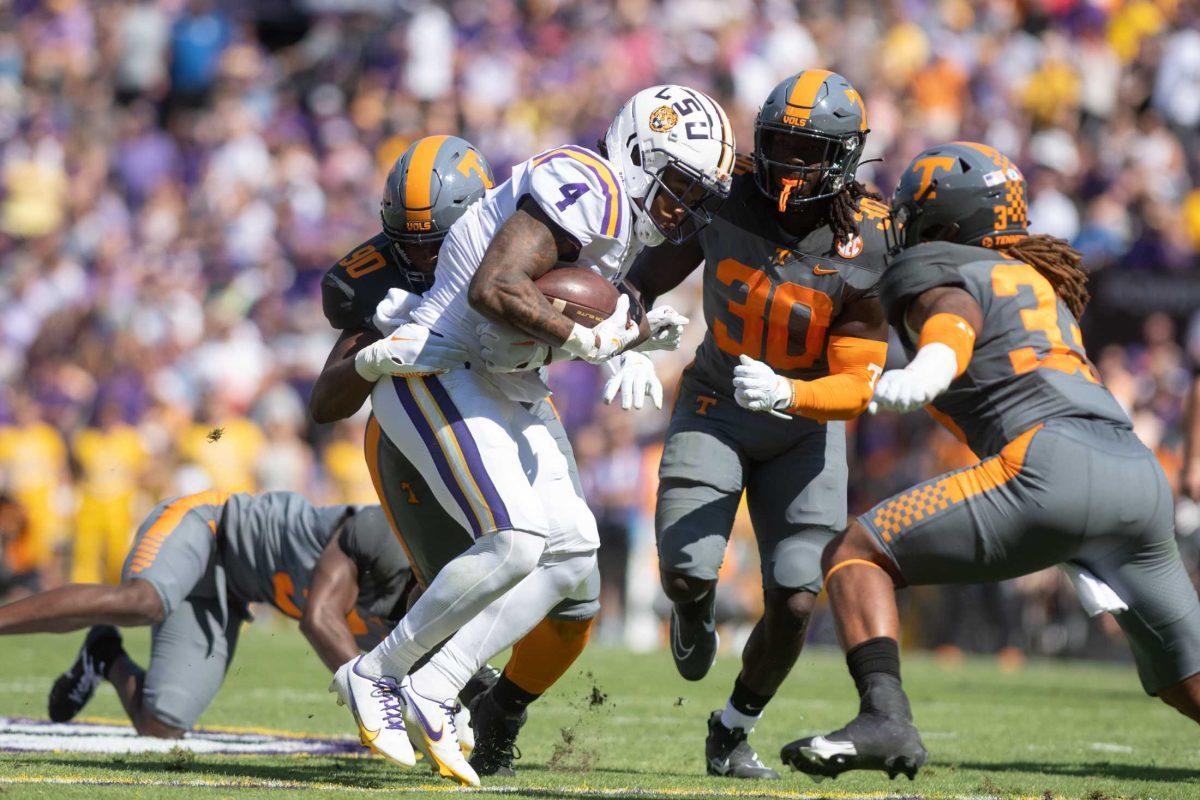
[409,145,637,400]
[690,171,891,393]
[880,240,1130,458]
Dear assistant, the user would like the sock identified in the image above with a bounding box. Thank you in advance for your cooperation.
[88,628,126,679]
[490,674,540,716]
[846,636,901,695]
[502,617,594,698]
[416,551,595,699]
[357,529,545,679]
[719,677,772,732]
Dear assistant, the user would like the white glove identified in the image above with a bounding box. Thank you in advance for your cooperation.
[372,287,423,336]
[635,305,690,353]
[353,322,466,381]
[561,294,639,364]
[602,351,663,410]
[732,355,792,417]
[868,343,958,414]
[478,322,551,373]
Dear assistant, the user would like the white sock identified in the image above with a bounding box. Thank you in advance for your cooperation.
[413,550,596,698]
[357,529,545,679]
[720,701,763,734]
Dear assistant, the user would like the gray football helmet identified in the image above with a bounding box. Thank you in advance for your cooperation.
[754,69,868,209]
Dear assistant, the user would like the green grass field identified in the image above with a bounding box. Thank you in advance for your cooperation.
[0,622,1196,799]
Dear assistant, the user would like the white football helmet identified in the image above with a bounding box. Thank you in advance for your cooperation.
[602,85,736,246]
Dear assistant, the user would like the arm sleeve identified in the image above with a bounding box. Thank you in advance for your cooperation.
[878,244,968,332]
[785,336,888,423]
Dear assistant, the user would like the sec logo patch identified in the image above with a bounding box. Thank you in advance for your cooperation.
[836,234,863,259]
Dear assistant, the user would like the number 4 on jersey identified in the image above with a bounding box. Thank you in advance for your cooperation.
[556,183,590,211]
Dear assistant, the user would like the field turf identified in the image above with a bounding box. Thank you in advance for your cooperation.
[0,621,1196,799]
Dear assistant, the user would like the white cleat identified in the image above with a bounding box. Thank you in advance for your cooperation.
[456,702,475,757]
[400,677,480,787]
[329,657,416,768]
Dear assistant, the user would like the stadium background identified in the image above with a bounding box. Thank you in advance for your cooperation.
[2,0,1199,670]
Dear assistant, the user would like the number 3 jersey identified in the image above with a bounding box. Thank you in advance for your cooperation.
[690,170,892,395]
[880,240,1130,458]
[408,145,638,401]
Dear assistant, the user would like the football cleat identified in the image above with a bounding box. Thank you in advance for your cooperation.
[468,689,525,777]
[705,711,779,779]
[780,676,927,781]
[329,657,415,768]
[669,594,719,681]
[48,625,121,723]
[401,677,480,787]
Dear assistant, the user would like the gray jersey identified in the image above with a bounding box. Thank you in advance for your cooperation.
[879,241,1130,457]
[690,170,891,394]
[220,494,410,645]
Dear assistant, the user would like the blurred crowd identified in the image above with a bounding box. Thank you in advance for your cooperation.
[3,0,1200,667]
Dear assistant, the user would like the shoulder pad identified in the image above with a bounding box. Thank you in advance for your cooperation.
[321,233,402,331]
[878,241,980,329]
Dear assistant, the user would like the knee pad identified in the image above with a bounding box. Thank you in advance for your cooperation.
[489,528,547,583]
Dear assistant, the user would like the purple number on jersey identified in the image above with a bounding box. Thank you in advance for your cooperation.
[555,182,590,211]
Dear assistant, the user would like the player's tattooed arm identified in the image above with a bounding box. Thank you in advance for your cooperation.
[624,234,703,309]
[468,196,583,345]
[309,327,379,424]
[903,286,984,341]
[301,529,363,672]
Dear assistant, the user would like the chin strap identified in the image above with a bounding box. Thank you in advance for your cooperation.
[777,177,800,212]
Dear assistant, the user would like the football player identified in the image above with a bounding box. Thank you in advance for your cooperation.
[779,142,1200,780]
[332,85,734,786]
[0,494,439,738]
[311,135,602,778]
[618,70,889,778]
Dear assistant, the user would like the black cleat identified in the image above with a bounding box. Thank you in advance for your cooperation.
[670,594,718,682]
[468,689,525,777]
[706,711,779,779]
[48,625,121,723]
[780,675,927,781]
[459,664,501,709]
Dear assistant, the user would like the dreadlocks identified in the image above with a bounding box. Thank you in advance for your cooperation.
[997,234,1090,320]
[830,180,885,248]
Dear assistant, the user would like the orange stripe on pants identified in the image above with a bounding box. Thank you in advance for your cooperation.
[871,424,1043,543]
[364,415,427,586]
[126,491,228,574]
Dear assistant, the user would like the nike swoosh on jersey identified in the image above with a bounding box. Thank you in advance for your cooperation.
[812,265,839,275]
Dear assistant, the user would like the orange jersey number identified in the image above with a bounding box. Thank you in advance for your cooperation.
[713,258,833,370]
[990,262,1098,383]
[340,245,388,279]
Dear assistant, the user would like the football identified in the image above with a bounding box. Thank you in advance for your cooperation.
[535,266,620,327]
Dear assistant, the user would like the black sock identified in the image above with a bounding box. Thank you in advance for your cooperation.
[729,676,773,718]
[491,674,539,716]
[88,629,126,679]
[846,636,901,696]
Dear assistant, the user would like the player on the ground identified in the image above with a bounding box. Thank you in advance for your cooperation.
[618,70,889,778]
[333,85,734,786]
[0,493,444,738]
[310,134,602,778]
[779,142,1200,781]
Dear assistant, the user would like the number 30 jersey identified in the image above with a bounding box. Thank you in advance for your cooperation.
[690,170,891,394]
[409,145,637,400]
[880,240,1130,458]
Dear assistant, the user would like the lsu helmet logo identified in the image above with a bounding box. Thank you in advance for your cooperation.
[648,106,679,133]
[836,234,864,259]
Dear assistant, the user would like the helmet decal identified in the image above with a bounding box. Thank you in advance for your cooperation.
[910,155,957,200]
[456,148,494,188]
[648,106,679,133]
[782,68,833,127]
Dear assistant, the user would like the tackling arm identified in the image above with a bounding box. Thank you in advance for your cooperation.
[624,234,704,309]
[300,530,363,672]
[309,328,380,425]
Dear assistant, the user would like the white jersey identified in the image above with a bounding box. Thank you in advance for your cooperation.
[410,145,640,401]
